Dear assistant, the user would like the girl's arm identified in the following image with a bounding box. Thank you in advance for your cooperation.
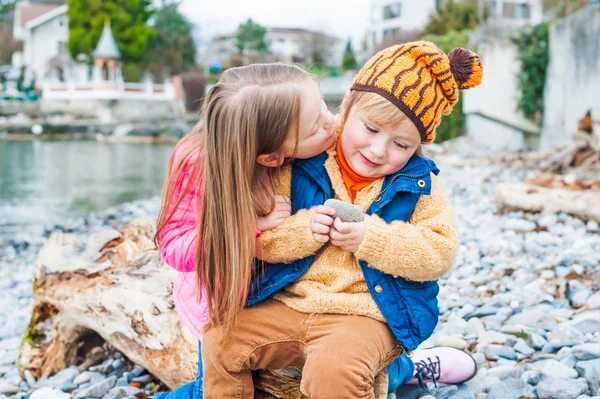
[255,165,325,263]
[355,174,459,282]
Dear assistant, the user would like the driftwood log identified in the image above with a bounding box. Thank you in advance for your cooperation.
[491,131,600,173]
[16,218,305,399]
[495,183,600,223]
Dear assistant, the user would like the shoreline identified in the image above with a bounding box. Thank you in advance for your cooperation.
[0,132,180,144]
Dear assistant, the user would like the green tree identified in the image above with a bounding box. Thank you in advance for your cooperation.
[67,0,155,64]
[421,30,471,142]
[235,18,267,54]
[423,0,479,36]
[0,0,15,22]
[342,39,357,70]
[512,23,549,121]
[145,1,196,78]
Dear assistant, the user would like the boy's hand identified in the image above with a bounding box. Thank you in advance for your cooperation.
[311,205,336,243]
[257,195,291,232]
[329,215,371,252]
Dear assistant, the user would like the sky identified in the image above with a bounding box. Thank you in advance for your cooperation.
[179,0,372,48]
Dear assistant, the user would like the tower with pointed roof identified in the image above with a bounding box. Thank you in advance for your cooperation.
[92,20,122,82]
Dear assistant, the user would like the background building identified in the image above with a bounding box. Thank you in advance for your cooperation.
[206,27,342,69]
[12,1,70,85]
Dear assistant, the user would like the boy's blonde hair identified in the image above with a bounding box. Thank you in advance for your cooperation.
[340,90,422,154]
[342,90,408,127]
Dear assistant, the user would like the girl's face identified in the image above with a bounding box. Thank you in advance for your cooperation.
[281,79,336,159]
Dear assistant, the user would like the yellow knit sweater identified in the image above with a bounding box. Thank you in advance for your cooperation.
[257,146,459,322]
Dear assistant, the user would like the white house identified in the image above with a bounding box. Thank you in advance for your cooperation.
[12,1,72,86]
[364,0,440,56]
[363,0,543,58]
[266,28,343,66]
[206,27,342,69]
[483,0,543,24]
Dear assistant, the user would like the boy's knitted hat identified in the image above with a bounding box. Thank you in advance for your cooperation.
[351,41,483,143]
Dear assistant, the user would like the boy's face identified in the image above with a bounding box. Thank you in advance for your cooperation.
[340,105,421,178]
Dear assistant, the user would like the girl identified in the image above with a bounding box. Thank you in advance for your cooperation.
[154,63,336,399]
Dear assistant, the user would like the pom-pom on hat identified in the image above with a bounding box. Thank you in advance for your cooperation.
[351,41,483,143]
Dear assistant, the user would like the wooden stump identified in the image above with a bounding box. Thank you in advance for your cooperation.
[495,183,600,222]
[16,218,305,398]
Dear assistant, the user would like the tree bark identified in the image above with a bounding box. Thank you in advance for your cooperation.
[495,183,600,222]
[16,218,305,398]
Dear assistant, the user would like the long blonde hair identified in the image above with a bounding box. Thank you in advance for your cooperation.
[156,64,312,333]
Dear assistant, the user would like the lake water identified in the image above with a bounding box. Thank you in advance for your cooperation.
[0,140,175,239]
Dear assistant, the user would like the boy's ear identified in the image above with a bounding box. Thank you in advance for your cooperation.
[256,152,283,168]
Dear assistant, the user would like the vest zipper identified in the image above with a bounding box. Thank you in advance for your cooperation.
[375,171,430,202]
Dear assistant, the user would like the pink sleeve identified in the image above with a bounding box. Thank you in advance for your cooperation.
[159,154,201,273]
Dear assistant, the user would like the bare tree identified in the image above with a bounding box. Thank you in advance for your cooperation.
[0,22,21,65]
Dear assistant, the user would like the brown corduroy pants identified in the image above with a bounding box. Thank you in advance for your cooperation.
[201,299,403,399]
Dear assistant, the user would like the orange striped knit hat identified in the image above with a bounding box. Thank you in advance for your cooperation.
[351,41,483,143]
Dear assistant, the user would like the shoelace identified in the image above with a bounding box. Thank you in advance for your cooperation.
[415,355,441,390]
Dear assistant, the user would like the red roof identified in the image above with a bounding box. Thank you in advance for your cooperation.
[17,3,62,26]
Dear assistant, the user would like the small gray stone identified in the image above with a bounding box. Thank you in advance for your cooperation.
[0,384,22,395]
[324,199,364,222]
[514,339,534,356]
[448,384,476,399]
[478,344,518,360]
[487,365,521,381]
[573,344,600,360]
[586,220,599,232]
[562,355,579,368]
[533,359,579,379]
[487,378,534,399]
[472,353,486,365]
[542,342,557,354]
[504,336,517,347]
[111,360,124,370]
[127,366,145,381]
[73,371,94,386]
[576,359,600,396]
[108,386,140,396]
[75,376,117,398]
[505,310,557,331]
[530,333,548,350]
[587,292,600,310]
[46,367,79,391]
[24,370,36,389]
[578,319,600,335]
[29,387,71,399]
[535,377,589,399]
[131,374,151,384]
[520,370,543,385]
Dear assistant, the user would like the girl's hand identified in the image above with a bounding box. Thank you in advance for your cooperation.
[311,205,336,243]
[257,195,291,232]
[329,214,371,252]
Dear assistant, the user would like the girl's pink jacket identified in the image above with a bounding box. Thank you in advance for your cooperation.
[158,145,209,340]
[158,144,259,341]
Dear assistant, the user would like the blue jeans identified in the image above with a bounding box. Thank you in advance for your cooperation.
[155,342,414,397]
[155,342,203,399]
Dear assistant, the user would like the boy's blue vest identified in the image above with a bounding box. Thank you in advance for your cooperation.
[247,152,441,355]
